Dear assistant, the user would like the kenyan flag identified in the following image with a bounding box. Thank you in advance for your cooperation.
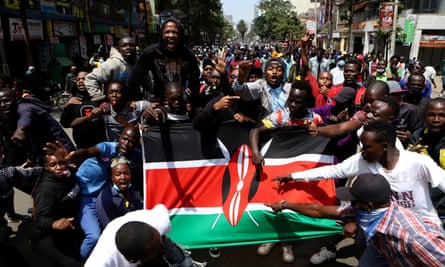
[143,122,342,249]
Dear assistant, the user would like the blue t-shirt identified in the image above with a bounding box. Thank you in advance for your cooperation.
[76,142,142,196]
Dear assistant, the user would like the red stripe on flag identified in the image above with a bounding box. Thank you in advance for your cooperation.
[145,166,226,209]
[253,161,337,205]
[145,159,336,210]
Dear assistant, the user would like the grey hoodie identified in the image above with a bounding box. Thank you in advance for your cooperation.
[85,47,134,98]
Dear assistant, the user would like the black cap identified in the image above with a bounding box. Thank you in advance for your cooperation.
[336,173,391,205]
[334,87,356,104]
[202,58,215,68]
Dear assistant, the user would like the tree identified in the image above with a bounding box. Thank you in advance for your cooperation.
[236,20,248,42]
[253,0,304,42]
[159,0,225,45]
[222,18,236,42]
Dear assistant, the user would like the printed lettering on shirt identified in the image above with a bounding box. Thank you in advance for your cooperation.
[391,191,415,208]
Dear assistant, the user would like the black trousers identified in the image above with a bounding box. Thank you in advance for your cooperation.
[31,235,83,267]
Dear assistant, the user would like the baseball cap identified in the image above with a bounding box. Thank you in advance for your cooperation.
[333,87,356,104]
[336,173,391,205]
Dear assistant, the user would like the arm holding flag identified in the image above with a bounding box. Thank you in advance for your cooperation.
[308,110,366,138]
[265,201,359,238]
[266,201,340,219]
[273,152,363,186]
[249,125,268,166]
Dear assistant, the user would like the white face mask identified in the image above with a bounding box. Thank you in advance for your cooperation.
[376,68,385,74]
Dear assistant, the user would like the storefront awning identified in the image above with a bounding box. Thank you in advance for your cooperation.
[56,57,74,67]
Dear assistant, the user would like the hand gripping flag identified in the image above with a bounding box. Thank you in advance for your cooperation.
[143,122,342,249]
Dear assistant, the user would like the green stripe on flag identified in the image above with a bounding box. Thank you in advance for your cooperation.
[168,210,343,249]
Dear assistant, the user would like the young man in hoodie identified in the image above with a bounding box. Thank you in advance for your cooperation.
[85,37,137,100]
[126,17,200,108]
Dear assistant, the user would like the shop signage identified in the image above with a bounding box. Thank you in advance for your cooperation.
[379,2,394,32]
[403,15,416,45]
[53,22,76,37]
[9,18,43,41]
[420,34,445,48]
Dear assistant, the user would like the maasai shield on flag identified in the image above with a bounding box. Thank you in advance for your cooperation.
[143,122,342,249]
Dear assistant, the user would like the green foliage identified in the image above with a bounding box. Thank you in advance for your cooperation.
[222,17,237,41]
[158,0,225,44]
[237,20,248,41]
[253,0,304,41]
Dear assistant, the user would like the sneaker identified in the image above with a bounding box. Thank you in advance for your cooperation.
[208,248,221,258]
[309,246,336,265]
[257,242,276,256]
[7,213,31,223]
[281,244,295,263]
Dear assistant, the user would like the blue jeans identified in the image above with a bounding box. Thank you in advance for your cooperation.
[358,245,388,267]
[78,195,101,259]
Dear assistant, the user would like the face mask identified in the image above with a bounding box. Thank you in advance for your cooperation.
[354,207,387,243]
[113,183,132,193]
[376,68,385,74]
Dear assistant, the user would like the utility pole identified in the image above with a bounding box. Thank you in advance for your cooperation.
[314,1,318,46]
[389,0,399,57]
[347,0,354,53]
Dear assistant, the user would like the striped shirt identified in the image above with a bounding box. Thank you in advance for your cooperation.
[262,108,323,129]
[372,202,445,267]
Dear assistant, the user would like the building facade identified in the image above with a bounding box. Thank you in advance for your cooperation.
[321,0,445,66]
[0,0,159,83]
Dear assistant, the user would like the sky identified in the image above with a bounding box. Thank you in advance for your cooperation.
[221,0,258,25]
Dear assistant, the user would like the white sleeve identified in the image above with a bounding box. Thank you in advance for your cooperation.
[421,154,445,189]
[85,205,171,267]
[291,153,362,180]
[437,179,445,193]
[135,100,151,112]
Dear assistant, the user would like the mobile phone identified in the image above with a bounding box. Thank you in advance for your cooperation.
[396,124,408,131]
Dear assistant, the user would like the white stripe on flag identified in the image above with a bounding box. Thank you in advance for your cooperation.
[265,154,335,165]
[145,158,229,169]
[168,203,274,216]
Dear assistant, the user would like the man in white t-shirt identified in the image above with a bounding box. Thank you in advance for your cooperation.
[423,65,437,89]
[330,59,345,86]
[275,120,445,226]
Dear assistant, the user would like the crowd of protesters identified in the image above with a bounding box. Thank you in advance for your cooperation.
[1,15,445,267]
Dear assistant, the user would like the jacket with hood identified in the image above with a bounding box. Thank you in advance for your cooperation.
[127,18,200,105]
[17,94,75,163]
[86,46,134,98]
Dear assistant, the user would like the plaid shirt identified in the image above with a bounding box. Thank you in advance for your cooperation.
[371,202,445,267]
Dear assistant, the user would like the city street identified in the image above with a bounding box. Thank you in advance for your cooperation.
[7,75,444,266]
